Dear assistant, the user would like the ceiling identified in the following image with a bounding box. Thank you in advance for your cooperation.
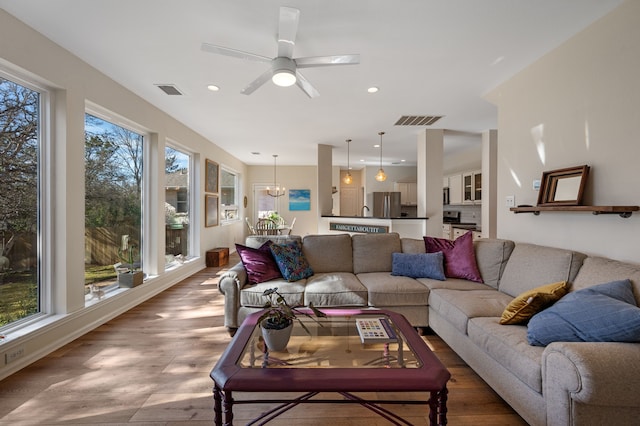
[0,0,623,167]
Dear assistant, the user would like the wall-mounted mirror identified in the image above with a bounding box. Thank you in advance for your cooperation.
[537,165,590,206]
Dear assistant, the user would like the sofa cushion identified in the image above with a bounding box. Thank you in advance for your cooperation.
[428,288,513,334]
[240,280,306,307]
[572,256,640,304]
[468,317,544,393]
[418,277,496,291]
[302,234,353,273]
[527,279,640,346]
[500,281,568,325]
[269,240,314,282]
[304,272,368,307]
[424,231,483,283]
[498,243,586,298]
[357,272,430,306]
[391,252,445,280]
[352,233,402,274]
[474,239,515,289]
[401,238,426,254]
[235,241,282,284]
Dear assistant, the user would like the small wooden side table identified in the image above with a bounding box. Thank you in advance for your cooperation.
[206,247,229,267]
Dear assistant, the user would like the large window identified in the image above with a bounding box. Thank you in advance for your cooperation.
[84,113,143,298]
[220,168,240,222]
[165,146,191,265]
[0,75,42,328]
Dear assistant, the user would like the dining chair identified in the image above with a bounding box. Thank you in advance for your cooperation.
[255,218,278,235]
[245,217,256,234]
[287,217,296,235]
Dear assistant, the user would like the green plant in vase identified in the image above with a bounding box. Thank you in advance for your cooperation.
[257,288,326,351]
[116,235,143,288]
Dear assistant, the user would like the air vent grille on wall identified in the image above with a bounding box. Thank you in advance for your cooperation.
[394,115,443,126]
[155,84,183,95]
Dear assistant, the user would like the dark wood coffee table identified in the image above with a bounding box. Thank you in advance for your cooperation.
[210,309,450,425]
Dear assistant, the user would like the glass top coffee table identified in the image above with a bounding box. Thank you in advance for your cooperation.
[210,309,450,425]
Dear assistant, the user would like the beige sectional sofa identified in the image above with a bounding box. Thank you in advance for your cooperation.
[217,232,640,426]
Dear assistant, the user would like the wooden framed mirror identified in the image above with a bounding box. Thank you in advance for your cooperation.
[537,165,590,206]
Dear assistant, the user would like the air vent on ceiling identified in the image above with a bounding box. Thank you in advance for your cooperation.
[155,84,183,96]
[394,115,443,126]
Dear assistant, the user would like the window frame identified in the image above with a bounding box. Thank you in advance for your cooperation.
[0,67,52,331]
[220,165,241,225]
[164,141,196,266]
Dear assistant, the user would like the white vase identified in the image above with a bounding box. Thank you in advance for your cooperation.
[261,321,293,352]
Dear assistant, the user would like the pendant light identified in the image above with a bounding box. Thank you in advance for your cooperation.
[375,131,387,182]
[266,154,285,197]
[343,139,353,184]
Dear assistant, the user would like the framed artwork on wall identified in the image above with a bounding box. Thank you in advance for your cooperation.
[205,194,218,227]
[205,159,219,193]
[289,189,311,211]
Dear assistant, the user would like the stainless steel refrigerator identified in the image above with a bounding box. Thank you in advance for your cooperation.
[372,192,401,218]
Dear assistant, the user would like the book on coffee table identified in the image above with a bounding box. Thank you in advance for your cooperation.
[355,317,398,344]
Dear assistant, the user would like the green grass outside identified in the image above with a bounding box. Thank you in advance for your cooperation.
[0,266,117,328]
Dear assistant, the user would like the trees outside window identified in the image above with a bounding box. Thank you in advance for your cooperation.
[0,76,41,328]
[165,146,191,265]
[84,113,143,296]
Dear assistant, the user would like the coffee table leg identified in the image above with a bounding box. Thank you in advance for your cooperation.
[223,390,234,426]
[213,383,222,426]
[429,385,448,426]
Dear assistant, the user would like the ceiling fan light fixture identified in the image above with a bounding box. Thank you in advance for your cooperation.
[272,57,297,87]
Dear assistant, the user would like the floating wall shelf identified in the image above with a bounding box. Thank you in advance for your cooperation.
[509,205,639,218]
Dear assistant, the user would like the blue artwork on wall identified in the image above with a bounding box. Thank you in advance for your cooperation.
[289,189,311,211]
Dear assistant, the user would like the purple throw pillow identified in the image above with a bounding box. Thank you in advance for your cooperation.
[235,241,282,284]
[424,231,483,283]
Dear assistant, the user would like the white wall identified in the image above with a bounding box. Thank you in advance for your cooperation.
[0,9,246,379]
[487,0,640,262]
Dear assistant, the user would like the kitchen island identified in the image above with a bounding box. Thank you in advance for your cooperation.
[319,215,428,239]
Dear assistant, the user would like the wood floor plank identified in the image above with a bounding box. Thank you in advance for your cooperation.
[0,253,527,425]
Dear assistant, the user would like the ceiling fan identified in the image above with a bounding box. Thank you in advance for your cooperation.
[201,6,360,98]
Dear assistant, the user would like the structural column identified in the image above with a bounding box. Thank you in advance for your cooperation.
[482,130,498,238]
[317,144,333,217]
[417,129,444,237]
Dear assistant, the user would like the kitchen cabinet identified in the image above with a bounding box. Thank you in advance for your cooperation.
[395,182,417,205]
[442,223,452,239]
[452,227,482,241]
[463,170,482,204]
[448,174,463,205]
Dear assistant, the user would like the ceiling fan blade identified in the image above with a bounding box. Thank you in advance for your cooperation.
[295,54,360,68]
[240,68,273,95]
[201,42,271,63]
[295,71,320,98]
[277,7,300,58]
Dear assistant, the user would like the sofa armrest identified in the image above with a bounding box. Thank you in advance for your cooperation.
[543,341,640,425]
[218,262,248,329]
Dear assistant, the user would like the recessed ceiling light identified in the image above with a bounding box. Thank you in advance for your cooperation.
[367,86,379,93]
[401,159,406,162]
[359,159,365,162]
[207,85,220,91]
[251,152,260,155]
[373,144,380,148]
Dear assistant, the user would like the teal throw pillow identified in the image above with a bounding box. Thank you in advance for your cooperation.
[269,240,314,282]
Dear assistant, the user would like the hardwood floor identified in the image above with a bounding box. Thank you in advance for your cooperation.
[0,254,527,425]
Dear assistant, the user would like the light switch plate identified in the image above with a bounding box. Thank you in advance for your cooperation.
[505,195,515,207]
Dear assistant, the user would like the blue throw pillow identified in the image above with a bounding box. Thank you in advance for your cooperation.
[527,279,640,346]
[269,240,314,282]
[391,252,446,280]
